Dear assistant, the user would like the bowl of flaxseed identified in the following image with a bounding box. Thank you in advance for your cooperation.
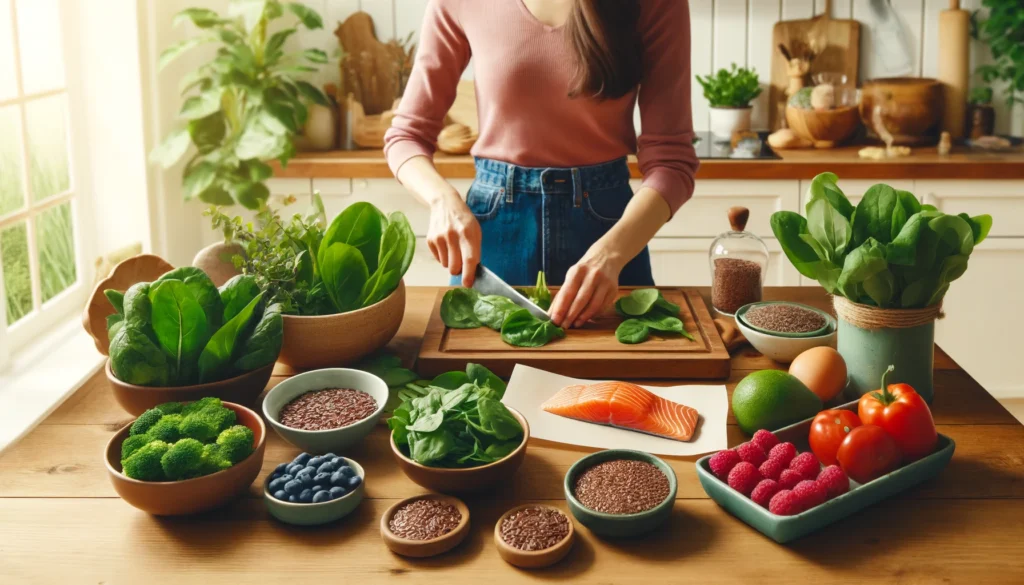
[734,302,838,363]
[494,504,575,568]
[380,494,471,558]
[263,368,389,453]
[563,450,677,538]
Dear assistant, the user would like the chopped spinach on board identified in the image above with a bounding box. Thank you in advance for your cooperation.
[770,173,992,308]
[614,288,694,344]
[439,274,565,347]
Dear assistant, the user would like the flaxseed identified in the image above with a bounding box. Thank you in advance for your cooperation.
[745,304,826,333]
[712,258,763,314]
[278,388,378,431]
[388,498,462,541]
[573,459,670,515]
[499,506,570,551]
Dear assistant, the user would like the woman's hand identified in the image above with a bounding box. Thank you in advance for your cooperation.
[549,246,623,328]
[428,190,483,286]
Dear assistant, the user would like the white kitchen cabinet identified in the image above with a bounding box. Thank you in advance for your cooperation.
[916,180,1024,237]
[266,178,313,199]
[648,238,799,286]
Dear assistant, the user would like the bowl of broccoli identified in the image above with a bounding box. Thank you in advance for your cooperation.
[104,397,266,515]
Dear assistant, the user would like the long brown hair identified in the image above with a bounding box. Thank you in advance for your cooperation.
[565,0,642,100]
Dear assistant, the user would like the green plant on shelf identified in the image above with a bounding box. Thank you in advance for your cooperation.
[971,0,1023,108]
[696,64,762,108]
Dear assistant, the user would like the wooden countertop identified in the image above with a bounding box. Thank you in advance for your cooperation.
[3,287,1023,584]
[272,146,1024,181]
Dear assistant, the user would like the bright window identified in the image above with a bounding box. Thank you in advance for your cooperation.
[0,0,88,369]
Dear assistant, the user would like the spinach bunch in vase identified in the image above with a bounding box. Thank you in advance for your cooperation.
[388,364,524,468]
[615,288,695,344]
[771,173,992,308]
[105,268,282,386]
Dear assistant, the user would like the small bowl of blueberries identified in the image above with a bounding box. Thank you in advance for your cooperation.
[264,452,365,526]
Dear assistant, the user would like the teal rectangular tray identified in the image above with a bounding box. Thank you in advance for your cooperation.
[696,402,955,544]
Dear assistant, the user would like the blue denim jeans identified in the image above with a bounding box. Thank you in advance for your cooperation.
[454,157,655,287]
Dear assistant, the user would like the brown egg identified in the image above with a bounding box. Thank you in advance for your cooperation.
[789,346,847,402]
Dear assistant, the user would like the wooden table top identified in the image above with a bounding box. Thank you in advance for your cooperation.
[2,286,1023,584]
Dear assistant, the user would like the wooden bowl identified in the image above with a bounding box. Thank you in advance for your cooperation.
[277,280,405,370]
[106,360,274,416]
[82,254,174,356]
[494,504,575,569]
[104,402,266,515]
[785,105,860,148]
[380,494,471,558]
[859,77,943,145]
[390,407,529,494]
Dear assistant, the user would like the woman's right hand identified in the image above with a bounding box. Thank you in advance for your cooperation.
[428,190,483,287]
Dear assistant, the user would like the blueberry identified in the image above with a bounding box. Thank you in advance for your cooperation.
[329,486,347,499]
[299,488,314,503]
[317,461,337,474]
[303,465,318,474]
[313,472,331,484]
[277,474,293,483]
[273,490,288,500]
[288,495,298,503]
[286,463,303,475]
[284,479,303,495]
[308,456,325,468]
[312,490,331,503]
[270,472,281,482]
[273,462,288,475]
[293,453,311,465]
[296,468,314,483]
[338,465,355,479]
[323,452,337,459]
[347,475,362,489]
[330,471,344,485]
[268,478,286,492]
[311,485,323,493]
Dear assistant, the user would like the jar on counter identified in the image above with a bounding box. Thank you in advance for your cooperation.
[709,206,769,315]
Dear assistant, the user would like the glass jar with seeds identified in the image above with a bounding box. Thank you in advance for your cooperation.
[709,206,769,316]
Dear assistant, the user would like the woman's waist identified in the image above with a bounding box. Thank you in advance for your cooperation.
[471,155,632,195]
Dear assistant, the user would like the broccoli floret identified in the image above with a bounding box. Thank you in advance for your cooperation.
[216,425,255,464]
[146,413,182,443]
[121,440,170,481]
[199,443,232,475]
[129,408,163,436]
[156,401,184,415]
[179,406,236,442]
[182,397,222,416]
[160,438,205,480]
[120,434,153,462]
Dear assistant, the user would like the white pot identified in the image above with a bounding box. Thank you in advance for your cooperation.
[709,106,753,142]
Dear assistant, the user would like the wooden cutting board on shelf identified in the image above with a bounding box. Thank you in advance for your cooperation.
[416,287,730,380]
[768,0,860,130]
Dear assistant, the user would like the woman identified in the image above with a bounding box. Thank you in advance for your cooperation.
[384,0,698,328]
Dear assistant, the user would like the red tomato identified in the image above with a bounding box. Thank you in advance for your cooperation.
[857,366,938,461]
[808,409,862,466]
[836,425,901,484]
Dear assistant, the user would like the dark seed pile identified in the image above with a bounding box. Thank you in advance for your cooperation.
[500,506,570,551]
[573,459,670,515]
[712,258,763,314]
[279,388,378,431]
[746,304,826,333]
[388,498,462,541]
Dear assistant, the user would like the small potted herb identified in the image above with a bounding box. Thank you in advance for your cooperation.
[696,64,763,141]
[967,86,995,138]
[770,173,992,401]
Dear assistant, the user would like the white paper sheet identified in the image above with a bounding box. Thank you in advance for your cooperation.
[502,365,729,457]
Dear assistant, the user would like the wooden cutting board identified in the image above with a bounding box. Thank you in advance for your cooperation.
[768,1,860,130]
[416,287,730,380]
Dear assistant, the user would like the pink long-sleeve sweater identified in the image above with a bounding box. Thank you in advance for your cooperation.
[383,0,699,214]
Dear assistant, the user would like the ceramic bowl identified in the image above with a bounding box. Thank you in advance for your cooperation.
[737,302,832,338]
[390,407,529,494]
[564,449,677,538]
[106,360,274,416]
[104,401,266,516]
[380,494,471,558]
[263,457,365,526]
[494,504,575,568]
[735,306,837,364]
[277,280,405,370]
[263,368,389,454]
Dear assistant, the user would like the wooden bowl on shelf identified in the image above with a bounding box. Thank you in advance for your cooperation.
[859,77,944,145]
[785,105,861,148]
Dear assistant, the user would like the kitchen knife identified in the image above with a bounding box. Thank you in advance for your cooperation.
[470,265,550,321]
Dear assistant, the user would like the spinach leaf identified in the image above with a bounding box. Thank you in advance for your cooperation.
[320,242,369,312]
[964,214,992,245]
[467,363,506,398]
[197,292,263,383]
[408,428,455,464]
[807,197,852,260]
[123,282,153,328]
[440,288,482,329]
[477,397,522,440]
[807,172,855,219]
[473,294,519,330]
[615,319,650,344]
[500,309,565,347]
[618,288,660,316]
[653,292,681,315]
[771,211,826,278]
[360,211,415,306]
[109,323,171,387]
[929,214,975,256]
[852,183,901,245]
[319,201,387,272]
[105,290,125,314]
[233,302,283,371]
[837,238,889,303]
[157,267,223,330]
[640,314,694,340]
[107,313,124,338]
[431,371,471,389]
[149,279,210,383]
[219,274,261,322]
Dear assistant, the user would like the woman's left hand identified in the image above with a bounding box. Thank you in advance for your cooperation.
[549,247,623,328]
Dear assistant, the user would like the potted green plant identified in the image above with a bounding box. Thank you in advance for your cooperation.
[973,0,1023,112]
[770,173,992,402]
[967,86,996,138]
[696,64,763,141]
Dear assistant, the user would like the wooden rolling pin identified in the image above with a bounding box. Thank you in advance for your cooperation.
[938,0,969,140]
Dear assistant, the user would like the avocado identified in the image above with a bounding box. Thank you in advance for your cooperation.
[731,369,823,434]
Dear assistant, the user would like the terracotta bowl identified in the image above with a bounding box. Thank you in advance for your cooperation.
[859,77,943,145]
[389,407,529,494]
[104,401,266,516]
[105,360,274,416]
[277,280,406,370]
[785,105,861,148]
[494,504,575,568]
[380,494,471,558]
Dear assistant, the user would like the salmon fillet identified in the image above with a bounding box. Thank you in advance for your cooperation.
[541,381,700,442]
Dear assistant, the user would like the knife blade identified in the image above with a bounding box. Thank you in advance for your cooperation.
[470,265,550,321]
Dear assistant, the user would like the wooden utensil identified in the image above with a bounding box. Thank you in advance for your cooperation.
[335,12,398,115]
[82,254,174,356]
[769,0,860,129]
[938,0,970,139]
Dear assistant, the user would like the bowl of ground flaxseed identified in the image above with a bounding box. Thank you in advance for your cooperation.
[494,504,575,568]
[263,368,389,453]
[380,494,471,558]
[735,302,837,363]
[563,449,677,538]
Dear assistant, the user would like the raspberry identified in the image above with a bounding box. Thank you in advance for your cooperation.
[817,465,850,499]
[750,479,781,508]
[709,449,742,480]
[789,451,821,480]
[751,429,780,453]
[727,462,763,496]
[736,442,767,467]
[768,489,805,516]
[768,442,798,467]
[793,479,827,509]
[779,469,804,490]
[758,457,786,481]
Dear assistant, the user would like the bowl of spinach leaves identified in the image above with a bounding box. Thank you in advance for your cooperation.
[103,267,283,415]
[387,364,529,494]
